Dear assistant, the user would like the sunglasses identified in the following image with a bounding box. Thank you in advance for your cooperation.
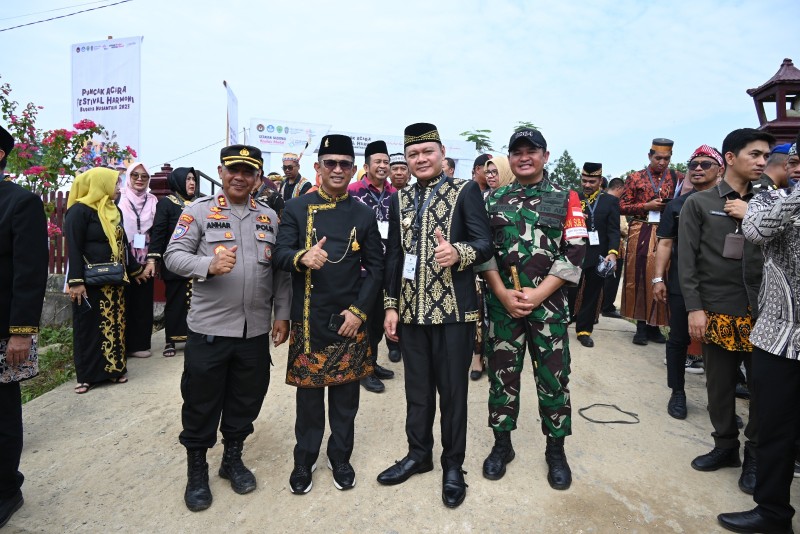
[687,161,719,170]
[130,172,149,180]
[320,159,355,171]
[282,165,296,171]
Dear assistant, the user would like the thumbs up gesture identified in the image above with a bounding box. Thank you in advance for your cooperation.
[209,245,238,275]
[301,235,328,270]
[433,228,460,268]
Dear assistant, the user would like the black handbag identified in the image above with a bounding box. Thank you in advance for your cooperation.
[83,257,126,286]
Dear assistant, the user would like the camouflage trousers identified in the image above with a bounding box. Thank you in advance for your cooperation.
[486,303,571,438]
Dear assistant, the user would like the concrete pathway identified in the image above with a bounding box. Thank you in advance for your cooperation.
[7,316,797,533]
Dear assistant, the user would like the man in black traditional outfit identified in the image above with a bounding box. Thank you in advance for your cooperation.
[377,123,492,508]
[275,134,383,495]
[0,125,48,528]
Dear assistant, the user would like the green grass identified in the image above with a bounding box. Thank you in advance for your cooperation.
[20,326,75,404]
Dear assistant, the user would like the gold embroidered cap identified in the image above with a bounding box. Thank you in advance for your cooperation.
[581,162,603,177]
[282,152,299,162]
[221,144,262,169]
[404,123,441,148]
[317,134,354,158]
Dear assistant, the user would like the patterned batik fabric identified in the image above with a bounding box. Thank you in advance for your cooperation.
[704,311,754,353]
[485,300,571,438]
[619,167,680,219]
[286,322,373,388]
[621,220,669,325]
[0,337,38,383]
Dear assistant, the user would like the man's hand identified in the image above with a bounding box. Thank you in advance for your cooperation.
[5,335,32,367]
[604,253,617,264]
[69,284,87,305]
[653,281,668,304]
[272,319,289,347]
[497,288,534,318]
[724,199,748,220]
[300,236,328,270]
[208,245,238,276]
[643,198,666,212]
[433,228,460,268]
[338,309,363,338]
[521,287,545,309]
[384,309,399,342]
[135,263,156,284]
[688,310,708,341]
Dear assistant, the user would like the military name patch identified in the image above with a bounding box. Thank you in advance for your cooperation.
[172,223,189,240]
[206,221,231,230]
[255,223,274,232]
[179,214,195,224]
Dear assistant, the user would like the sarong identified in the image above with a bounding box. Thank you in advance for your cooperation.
[621,219,668,326]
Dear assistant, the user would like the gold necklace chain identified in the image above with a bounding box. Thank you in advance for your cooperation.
[312,227,357,264]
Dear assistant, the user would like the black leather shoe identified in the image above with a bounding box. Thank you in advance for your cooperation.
[219,439,257,494]
[483,430,515,480]
[360,375,385,393]
[289,463,316,494]
[736,383,751,400]
[647,326,667,343]
[0,490,23,528]
[602,310,623,319]
[718,509,794,533]
[667,391,687,420]
[470,368,484,381]
[739,444,757,495]
[545,436,572,490]
[577,335,594,348]
[328,459,356,490]
[377,455,434,486]
[632,334,648,345]
[185,449,212,512]
[691,447,741,471]
[442,468,468,508]
[388,349,401,363]
[373,364,395,380]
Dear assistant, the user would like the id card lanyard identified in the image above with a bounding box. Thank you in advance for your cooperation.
[128,200,147,248]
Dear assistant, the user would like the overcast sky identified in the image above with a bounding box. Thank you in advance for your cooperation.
[2,0,799,182]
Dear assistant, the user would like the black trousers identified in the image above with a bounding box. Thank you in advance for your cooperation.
[0,382,23,499]
[602,258,624,313]
[293,381,360,466]
[124,277,154,352]
[179,331,271,450]
[575,269,604,335]
[666,293,690,391]
[400,322,474,470]
[367,297,398,366]
[703,342,757,449]
[164,278,191,343]
[752,347,800,524]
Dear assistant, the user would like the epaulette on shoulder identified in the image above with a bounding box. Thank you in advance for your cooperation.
[193,195,213,204]
[166,195,181,206]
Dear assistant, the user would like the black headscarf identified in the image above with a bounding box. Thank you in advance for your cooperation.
[167,167,196,200]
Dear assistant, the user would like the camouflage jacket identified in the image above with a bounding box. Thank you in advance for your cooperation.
[478,178,588,323]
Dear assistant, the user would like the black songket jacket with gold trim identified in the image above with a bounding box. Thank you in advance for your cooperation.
[384,174,493,325]
[274,188,383,353]
[0,181,48,337]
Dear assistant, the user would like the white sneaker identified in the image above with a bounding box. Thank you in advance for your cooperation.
[685,355,704,375]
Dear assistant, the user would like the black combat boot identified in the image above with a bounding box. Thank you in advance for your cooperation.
[739,442,757,495]
[219,439,257,494]
[545,436,572,490]
[185,449,212,512]
[632,321,648,345]
[482,430,515,480]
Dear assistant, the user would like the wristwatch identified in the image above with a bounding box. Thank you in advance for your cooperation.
[651,277,664,284]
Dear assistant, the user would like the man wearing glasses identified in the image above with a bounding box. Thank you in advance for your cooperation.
[275,134,383,495]
[279,152,312,201]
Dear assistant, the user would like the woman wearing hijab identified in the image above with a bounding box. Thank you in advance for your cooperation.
[65,168,139,393]
[148,167,197,357]
[119,162,158,358]
[471,156,515,380]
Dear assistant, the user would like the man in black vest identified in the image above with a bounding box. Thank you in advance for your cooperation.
[569,162,620,348]
[0,125,49,528]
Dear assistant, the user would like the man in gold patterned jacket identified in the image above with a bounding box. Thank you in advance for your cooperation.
[377,122,492,508]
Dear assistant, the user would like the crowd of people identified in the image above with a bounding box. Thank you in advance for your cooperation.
[0,120,799,532]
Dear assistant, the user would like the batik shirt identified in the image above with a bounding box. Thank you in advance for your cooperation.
[620,167,681,218]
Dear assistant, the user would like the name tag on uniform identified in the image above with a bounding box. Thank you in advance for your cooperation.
[588,231,600,246]
[648,211,661,224]
[403,254,418,280]
[133,233,146,248]
[378,221,389,240]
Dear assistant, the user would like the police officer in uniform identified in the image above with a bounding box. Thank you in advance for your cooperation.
[274,134,383,494]
[164,144,292,512]
[568,162,620,348]
[477,128,587,490]
[378,123,493,508]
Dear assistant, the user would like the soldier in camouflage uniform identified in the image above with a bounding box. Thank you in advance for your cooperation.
[476,128,587,490]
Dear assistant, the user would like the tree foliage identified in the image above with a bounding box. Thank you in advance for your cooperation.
[459,129,494,154]
[548,150,581,191]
